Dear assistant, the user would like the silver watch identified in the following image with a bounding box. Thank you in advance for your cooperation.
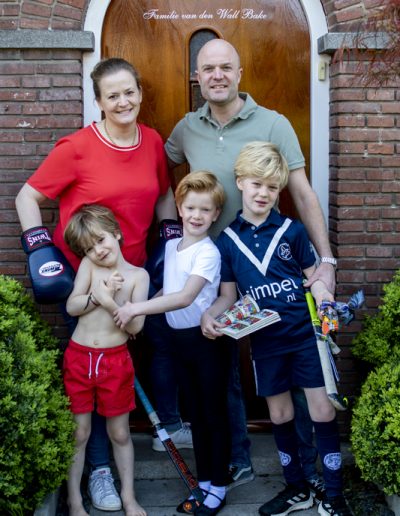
[320,256,337,267]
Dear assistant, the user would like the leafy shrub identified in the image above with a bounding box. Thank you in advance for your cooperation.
[351,358,400,495]
[0,275,75,514]
[352,270,400,365]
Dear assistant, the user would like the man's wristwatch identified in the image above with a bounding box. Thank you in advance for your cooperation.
[320,256,337,267]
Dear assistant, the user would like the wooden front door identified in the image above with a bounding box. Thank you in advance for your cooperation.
[101,0,310,425]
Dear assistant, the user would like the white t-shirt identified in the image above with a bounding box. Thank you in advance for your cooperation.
[163,237,221,329]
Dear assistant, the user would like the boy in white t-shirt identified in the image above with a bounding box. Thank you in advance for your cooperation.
[114,172,229,516]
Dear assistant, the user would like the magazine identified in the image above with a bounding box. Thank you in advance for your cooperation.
[215,294,281,339]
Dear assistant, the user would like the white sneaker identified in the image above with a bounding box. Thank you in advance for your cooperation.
[152,422,193,452]
[88,467,122,511]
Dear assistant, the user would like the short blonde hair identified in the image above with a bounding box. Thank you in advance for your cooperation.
[234,141,289,190]
[64,204,123,258]
[175,171,225,210]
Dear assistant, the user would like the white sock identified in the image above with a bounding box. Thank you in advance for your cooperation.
[188,480,210,500]
[199,480,211,492]
[203,484,226,509]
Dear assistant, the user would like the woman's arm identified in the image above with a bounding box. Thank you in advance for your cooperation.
[155,187,177,221]
[15,183,48,230]
[113,274,207,330]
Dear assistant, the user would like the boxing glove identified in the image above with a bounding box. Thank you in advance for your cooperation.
[145,219,183,297]
[21,226,75,304]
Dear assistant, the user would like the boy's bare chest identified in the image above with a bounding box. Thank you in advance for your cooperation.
[91,268,135,305]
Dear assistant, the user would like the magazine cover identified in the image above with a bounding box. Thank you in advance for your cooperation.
[216,294,281,339]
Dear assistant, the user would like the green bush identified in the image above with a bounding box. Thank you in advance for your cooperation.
[352,269,400,365]
[0,275,75,514]
[351,359,400,495]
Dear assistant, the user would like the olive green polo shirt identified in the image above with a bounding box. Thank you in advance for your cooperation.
[165,93,305,238]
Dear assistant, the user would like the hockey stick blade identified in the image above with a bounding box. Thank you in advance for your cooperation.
[134,377,205,504]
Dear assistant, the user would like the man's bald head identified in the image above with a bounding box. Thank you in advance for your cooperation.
[196,39,241,70]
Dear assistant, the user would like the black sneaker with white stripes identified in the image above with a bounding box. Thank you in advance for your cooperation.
[306,477,326,502]
[258,484,313,515]
[318,494,354,516]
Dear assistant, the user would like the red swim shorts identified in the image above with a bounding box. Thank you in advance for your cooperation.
[63,339,135,417]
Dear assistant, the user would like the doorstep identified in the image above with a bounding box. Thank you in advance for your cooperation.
[55,432,353,515]
[34,489,59,516]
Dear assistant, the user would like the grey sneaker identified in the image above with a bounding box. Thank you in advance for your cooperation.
[88,467,122,511]
[152,422,193,452]
[307,477,326,502]
[226,464,255,491]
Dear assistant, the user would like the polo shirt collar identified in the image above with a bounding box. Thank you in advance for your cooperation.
[236,208,282,230]
[199,93,258,123]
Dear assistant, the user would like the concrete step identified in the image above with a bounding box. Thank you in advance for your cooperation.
[133,432,352,479]
[91,476,320,515]
[56,433,353,515]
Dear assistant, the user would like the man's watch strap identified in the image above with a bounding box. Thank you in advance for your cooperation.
[320,256,337,267]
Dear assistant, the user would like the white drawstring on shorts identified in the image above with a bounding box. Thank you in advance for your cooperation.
[88,351,104,379]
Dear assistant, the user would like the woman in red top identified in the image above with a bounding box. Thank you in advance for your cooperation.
[15,57,176,512]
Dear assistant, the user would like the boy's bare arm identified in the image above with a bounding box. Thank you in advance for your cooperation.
[66,258,96,316]
[113,274,207,330]
[122,268,150,336]
[201,281,238,339]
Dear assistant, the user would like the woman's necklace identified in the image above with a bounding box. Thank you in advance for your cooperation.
[103,120,136,147]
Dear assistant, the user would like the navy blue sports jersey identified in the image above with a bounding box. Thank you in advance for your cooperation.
[217,209,317,359]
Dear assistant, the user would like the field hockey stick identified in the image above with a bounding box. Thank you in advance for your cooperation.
[304,290,348,411]
[134,377,205,506]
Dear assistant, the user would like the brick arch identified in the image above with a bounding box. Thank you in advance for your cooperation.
[4,0,379,34]
[15,0,374,31]
[19,0,373,30]
[18,0,89,30]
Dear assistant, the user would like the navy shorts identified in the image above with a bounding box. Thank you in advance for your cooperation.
[253,343,325,397]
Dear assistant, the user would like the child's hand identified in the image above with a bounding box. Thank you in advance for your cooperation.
[113,302,135,330]
[91,278,114,306]
[106,271,124,297]
[200,311,225,340]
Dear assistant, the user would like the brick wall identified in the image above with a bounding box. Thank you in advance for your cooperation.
[0,45,83,339]
[0,0,399,428]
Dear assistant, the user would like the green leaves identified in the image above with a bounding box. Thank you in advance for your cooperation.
[352,269,400,365]
[351,360,400,495]
[0,275,75,513]
[351,270,400,494]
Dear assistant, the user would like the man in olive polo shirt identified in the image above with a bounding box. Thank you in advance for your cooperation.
[166,91,304,240]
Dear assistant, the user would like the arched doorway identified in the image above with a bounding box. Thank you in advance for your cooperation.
[82,0,330,426]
